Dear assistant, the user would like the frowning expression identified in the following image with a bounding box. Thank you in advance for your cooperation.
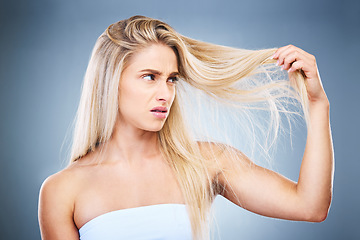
[118,44,179,132]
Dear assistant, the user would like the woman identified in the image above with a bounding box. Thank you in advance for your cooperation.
[38,15,334,240]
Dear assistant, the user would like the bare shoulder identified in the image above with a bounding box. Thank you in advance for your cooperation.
[39,158,96,209]
[196,141,253,195]
[40,166,79,203]
[40,150,101,193]
[196,141,251,170]
[197,141,224,154]
[38,163,90,239]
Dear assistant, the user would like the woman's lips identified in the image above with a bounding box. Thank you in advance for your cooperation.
[150,106,168,119]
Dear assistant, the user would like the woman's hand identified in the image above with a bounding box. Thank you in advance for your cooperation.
[210,45,334,222]
[272,45,328,105]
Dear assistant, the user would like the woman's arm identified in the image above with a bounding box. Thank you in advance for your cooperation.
[215,45,334,221]
[38,171,80,239]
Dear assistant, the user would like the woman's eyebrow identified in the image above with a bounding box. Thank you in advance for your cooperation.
[139,69,179,76]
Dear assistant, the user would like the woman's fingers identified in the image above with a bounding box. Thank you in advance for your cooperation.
[287,59,305,73]
[273,45,316,78]
[281,52,301,71]
[273,45,327,103]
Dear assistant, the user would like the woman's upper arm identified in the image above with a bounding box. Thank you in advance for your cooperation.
[213,145,317,221]
[38,172,80,240]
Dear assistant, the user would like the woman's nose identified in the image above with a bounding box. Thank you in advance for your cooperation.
[156,81,173,102]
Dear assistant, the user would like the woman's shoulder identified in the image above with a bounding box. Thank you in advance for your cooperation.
[196,141,249,170]
[39,166,81,206]
[38,168,80,235]
[38,159,96,238]
[196,141,242,158]
[39,155,97,206]
[196,141,225,154]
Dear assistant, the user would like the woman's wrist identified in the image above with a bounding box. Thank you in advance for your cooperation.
[308,95,330,110]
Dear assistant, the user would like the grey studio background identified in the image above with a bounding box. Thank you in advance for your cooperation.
[0,0,359,239]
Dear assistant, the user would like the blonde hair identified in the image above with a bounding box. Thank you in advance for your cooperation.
[69,15,308,239]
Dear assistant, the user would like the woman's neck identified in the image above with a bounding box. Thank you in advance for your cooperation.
[103,120,162,166]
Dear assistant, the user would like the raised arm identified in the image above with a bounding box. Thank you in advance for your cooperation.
[214,45,334,222]
[38,171,80,240]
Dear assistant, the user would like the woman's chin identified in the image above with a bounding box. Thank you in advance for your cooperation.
[143,123,166,132]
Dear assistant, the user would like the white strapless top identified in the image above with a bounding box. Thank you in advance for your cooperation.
[79,204,192,240]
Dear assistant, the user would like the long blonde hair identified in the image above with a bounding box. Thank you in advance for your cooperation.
[69,15,308,239]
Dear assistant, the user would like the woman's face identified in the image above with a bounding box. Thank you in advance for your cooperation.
[118,43,179,132]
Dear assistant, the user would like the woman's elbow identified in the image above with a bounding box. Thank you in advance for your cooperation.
[303,196,332,222]
[306,209,329,222]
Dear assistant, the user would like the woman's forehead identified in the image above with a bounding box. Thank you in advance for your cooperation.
[125,44,179,74]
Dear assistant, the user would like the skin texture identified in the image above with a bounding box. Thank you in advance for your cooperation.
[117,44,178,133]
[38,44,183,239]
[38,44,334,239]
[216,45,333,221]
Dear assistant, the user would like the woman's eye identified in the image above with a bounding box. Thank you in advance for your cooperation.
[168,77,178,83]
[143,74,155,81]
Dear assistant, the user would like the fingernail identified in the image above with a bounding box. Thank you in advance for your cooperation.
[276,60,279,66]
[271,53,276,59]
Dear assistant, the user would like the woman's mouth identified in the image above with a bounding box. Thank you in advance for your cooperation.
[150,107,168,119]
